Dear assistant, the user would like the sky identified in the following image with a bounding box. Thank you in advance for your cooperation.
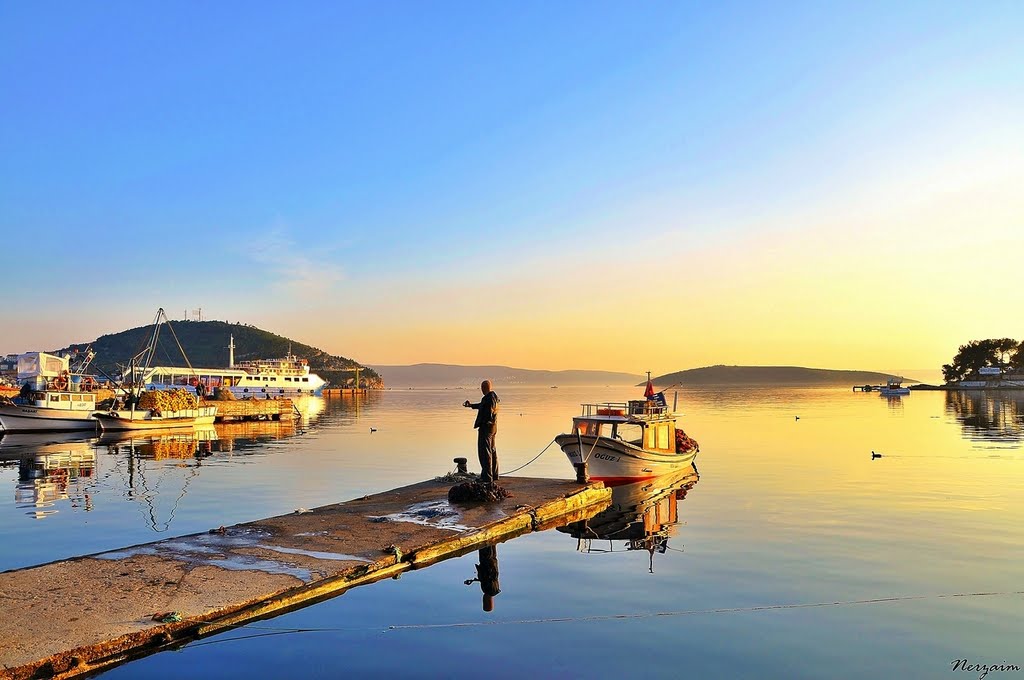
[2,1,1022,377]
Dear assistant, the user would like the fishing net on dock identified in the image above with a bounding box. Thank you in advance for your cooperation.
[448,481,510,503]
[676,429,699,454]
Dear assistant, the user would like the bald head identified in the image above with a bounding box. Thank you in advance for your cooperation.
[480,380,492,394]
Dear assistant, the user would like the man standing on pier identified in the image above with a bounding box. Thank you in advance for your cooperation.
[464,380,500,483]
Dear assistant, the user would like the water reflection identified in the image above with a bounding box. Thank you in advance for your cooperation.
[464,545,501,612]
[558,465,699,572]
[0,432,99,520]
[882,395,904,412]
[945,390,1024,442]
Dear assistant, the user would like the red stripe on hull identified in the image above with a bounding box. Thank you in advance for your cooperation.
[590,475,658,486]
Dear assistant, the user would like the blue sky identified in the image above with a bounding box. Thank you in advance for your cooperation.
[3,2,1022,372]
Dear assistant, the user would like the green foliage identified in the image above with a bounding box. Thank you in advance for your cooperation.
[56,320,379,380]
[942,338,1022,383]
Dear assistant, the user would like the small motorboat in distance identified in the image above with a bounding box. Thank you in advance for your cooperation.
[877,377,911,397]
[556,379,699,484]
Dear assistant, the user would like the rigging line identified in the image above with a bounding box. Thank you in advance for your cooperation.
[161,312,199,377]
[500,437,557,476]
[186,590,1024,644]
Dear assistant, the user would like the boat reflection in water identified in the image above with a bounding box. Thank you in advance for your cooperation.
[99,425,220,460]
[0,431,98,520]
[558,465,699,572]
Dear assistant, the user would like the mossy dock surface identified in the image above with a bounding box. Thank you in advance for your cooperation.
[0,477,610,680]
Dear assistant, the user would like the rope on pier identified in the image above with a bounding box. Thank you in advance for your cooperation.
[499,437,558,476]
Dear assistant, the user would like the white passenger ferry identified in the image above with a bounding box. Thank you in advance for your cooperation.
[141,336,327,397]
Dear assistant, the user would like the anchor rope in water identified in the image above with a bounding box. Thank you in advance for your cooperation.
[187,589,1024,646]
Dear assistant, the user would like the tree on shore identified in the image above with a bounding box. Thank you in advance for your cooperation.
[942,338,1021,383]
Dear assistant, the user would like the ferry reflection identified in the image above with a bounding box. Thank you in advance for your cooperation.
[0,432,98,519]
[558,465,699,572]
[945,390,1024,442]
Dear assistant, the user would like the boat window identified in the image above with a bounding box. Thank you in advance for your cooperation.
[573,421,605,436]
[285,377,292,381]
[644,426,655,449]
[50,394,60,403]
[302,378,309,382]
[656,424,671,450]
[617,423,643,444]
[60,394,70,402]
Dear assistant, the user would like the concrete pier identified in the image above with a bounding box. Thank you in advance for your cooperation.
[0,477,610,680]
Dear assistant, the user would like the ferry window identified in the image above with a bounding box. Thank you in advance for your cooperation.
[302,378,309,382]
[285,377,292,381]
[263,377,270,381]
[60,394,70,402]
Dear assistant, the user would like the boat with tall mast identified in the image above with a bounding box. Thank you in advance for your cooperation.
[93,309,217,432]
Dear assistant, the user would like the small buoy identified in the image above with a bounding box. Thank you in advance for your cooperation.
[871,451,882,459]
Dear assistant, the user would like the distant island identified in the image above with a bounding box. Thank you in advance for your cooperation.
[369,363,643,387]
[650,365,917,386]
[51,320,382,387]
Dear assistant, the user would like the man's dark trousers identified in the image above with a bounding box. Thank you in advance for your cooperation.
[478,427,498,483]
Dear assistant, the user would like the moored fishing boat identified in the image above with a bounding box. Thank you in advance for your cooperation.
[93,403,217,431]
[0,352,100,433]
[555,378,699,483]
[94,309,218,431]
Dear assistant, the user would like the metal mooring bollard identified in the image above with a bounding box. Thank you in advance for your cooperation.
[453,457,468,474]
[574,462,589,483]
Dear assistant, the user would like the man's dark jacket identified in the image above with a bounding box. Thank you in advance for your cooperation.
[470,391,500,430]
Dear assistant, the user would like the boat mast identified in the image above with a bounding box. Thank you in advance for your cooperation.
[228,335,235,368]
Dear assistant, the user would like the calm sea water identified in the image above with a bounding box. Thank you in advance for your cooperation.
[2,386,1022,679]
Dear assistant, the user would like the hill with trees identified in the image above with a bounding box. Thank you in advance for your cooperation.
[55,320,381,386]
[650,365,916,386]
[941,338,1024,382]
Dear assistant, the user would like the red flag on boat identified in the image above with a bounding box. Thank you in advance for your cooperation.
[644,378,655,399]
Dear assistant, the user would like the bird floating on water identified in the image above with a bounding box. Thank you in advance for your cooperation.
[795,416,800,421]
[871,451,882,459]
[370,427,377,433]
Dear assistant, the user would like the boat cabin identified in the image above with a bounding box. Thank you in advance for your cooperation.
[571,401,677,453]
[18,390,97,412]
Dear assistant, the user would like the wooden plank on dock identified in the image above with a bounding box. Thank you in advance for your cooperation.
[0,477,610,680]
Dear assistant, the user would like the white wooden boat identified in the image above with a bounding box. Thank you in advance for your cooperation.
[0,391,99,432]
[0,352,101,433]
[555,389,699,484]
[93,405,218,431]
[877,377,910,396]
